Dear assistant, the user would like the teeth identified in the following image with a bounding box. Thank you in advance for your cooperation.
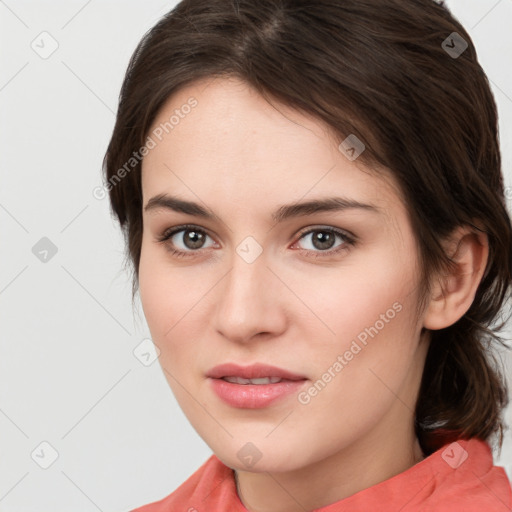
[223,376,283,385]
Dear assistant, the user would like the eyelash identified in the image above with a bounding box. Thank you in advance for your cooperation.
[155,223,356,260]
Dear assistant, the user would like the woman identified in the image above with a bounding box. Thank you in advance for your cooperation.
[103,0,512,510]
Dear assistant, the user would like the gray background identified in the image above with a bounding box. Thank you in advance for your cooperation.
[1,1,511,511]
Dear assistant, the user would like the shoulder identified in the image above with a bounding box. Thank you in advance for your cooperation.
[130,454,239,512]
[418,438,512,512]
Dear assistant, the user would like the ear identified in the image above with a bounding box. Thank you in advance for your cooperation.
[422,225,489,330]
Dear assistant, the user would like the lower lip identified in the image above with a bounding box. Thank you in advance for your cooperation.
[209,378,307,409]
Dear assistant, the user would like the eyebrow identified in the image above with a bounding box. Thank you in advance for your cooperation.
[144,193,381,223]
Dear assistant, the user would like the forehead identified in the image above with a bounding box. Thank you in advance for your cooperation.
[141,76,403,220]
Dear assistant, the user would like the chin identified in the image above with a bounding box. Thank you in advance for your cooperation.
[210,437,316,474]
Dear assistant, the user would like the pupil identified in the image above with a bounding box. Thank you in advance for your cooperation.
[185,230,204,249]
[182,229,335,251]
[313,231,334,250]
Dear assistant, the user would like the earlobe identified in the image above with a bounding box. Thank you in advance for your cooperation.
[422,225,489,331]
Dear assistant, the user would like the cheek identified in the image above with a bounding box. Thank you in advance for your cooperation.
[290,252,420,408]
[139,240,183,341]
[138,241,213,369]
[138,248,165,335]
[313,265,420,406]
[289,250,415,342]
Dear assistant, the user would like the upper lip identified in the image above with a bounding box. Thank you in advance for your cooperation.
[207,363,307,381]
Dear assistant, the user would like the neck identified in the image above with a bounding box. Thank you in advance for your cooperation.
[234,413,425,512]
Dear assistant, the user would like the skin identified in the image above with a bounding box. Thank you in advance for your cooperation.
[138,76,488,512]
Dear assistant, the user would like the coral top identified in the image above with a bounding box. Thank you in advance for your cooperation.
[131,438,512,511]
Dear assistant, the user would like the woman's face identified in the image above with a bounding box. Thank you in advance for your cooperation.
[139,76,429,473]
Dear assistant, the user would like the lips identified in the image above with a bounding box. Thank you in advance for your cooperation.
[206,362,307,382]
[207,363,308,408]
[223,376,283,385]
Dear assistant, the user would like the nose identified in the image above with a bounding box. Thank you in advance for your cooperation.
[213,247,288,345]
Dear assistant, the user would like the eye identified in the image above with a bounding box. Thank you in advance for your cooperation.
[292,226,356,259]
[156,224,216,258]
[156,224,356,260]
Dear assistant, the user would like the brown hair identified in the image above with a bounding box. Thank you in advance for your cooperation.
[102,0,512,455]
